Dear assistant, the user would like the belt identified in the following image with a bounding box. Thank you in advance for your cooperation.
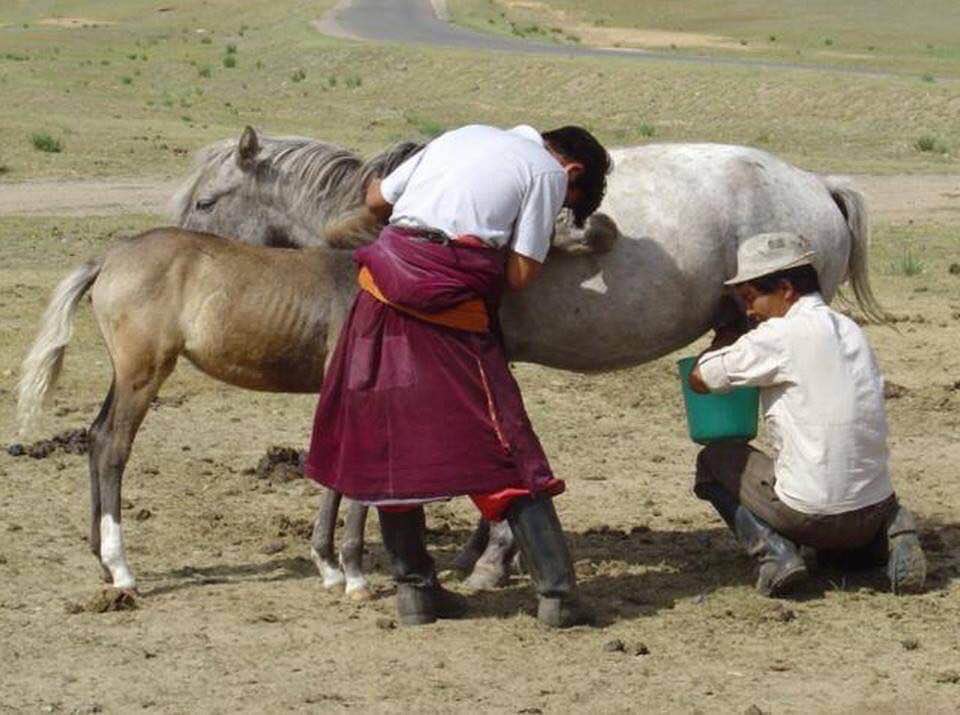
[390,224,492,249]
[357,266,489,333]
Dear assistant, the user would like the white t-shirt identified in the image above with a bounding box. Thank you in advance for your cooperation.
[696,293,894,515]
[379,124,567,263]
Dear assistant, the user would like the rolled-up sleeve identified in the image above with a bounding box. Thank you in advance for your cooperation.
[696,320,789,393]
[380,148,424,204]
[511,170,566,263]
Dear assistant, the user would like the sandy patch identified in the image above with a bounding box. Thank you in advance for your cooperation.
[502,0,745,50]
[37,17,116,29]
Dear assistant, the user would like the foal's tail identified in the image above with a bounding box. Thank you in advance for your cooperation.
[822,177,889,324]
[17,257,103,436]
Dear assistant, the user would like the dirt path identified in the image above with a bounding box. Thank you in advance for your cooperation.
[2,174,958,222]
[0,178,180,218]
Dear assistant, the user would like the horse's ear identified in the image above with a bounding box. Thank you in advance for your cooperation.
[237,126,259,166]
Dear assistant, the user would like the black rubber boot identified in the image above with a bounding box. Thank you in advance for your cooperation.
[699,483,807,597]
[377,507,468,625]
[885,504,926,595]
[506,495,592,628]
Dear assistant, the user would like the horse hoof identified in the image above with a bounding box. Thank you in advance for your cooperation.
[463,564,508,591]
[87,587,139,612]
[345,586,374,602]
[452,548,483,575]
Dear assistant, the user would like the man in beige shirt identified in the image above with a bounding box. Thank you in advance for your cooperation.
[689,232,926,597]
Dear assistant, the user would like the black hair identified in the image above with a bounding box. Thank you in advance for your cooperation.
[541,126,612,227]
[747,264,822,296]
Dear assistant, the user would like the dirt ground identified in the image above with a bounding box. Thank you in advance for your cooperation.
[1,174,959,713]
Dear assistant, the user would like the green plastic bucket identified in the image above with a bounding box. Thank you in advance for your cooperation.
[677,356,760,445]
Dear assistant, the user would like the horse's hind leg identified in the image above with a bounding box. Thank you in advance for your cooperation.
[339,499,371,600]
[88,344,176,592]
[87,381,116,582]
[464,520,517,591]
[453,517,491,574]
[311,489,345,589]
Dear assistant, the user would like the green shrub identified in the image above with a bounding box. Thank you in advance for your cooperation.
[921,73,935,83]
[223,54,237,68]
[31,132,62,153]
[823,37,834,46]
[198,65,212,78]
[291,68,306,82]
[406,114,443,138]
[200,35,212,45]
[127,53,138,60]
[637,123,656,138]
[226,43,237,54]
[121,76,133,85]
[344,74,362,88]
[890,249,924,276]
[0,164,11,175]
[915,135,948,153]
[327,75,337,87]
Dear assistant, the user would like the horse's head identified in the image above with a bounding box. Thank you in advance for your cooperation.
[171,126,306,248]
[171,128,426,250]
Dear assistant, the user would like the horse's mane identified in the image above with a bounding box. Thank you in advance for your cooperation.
[170,132,424,244]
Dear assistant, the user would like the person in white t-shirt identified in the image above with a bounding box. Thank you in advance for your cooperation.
[305,124,612,627]
[688,232,927,597]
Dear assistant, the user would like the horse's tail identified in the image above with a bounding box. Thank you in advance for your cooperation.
[17,256,103,436]
[822,177,889,324]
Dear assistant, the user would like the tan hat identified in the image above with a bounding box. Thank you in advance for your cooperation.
[724,232,816,286]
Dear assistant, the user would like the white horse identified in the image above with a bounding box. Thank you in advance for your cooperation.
[170,127,883,592]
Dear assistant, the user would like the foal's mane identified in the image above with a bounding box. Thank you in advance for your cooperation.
[170,132,424,240]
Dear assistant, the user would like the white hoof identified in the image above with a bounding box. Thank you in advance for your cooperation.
[463,563,508,591]
[312,547,345,589]
[345,585,374,602]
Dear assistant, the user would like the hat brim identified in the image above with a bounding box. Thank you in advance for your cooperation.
[723,252,816,286]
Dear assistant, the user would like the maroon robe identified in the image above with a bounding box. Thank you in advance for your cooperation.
[304,225,557,504]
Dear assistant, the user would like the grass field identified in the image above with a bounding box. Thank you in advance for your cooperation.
[449,0,960,76]
[0,0,958,181]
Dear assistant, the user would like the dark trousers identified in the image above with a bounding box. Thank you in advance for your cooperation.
[695,442,896,550]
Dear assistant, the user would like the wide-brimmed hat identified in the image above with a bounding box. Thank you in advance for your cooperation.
[724,232,816,286]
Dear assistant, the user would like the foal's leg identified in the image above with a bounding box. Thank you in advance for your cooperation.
[464,520,518,590]
[88,337,176,592]
[311,489,346,589]
[339,499,372,600]
[452,517,491,574]
[88,381,116,583]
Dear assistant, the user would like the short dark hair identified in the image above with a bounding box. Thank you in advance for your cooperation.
[747,264,821,296]
[542,126,612,227]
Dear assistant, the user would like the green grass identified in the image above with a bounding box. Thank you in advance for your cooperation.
[889,249,925,276]
[448,0,960,75]
[30,132,62,153]
[0,0,957,179]
[222,54,237,69]
[405,114,445,138]
[915,135,949,154]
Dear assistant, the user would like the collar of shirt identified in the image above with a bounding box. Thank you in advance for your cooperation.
[786,292,825,317]
[507,124,545,147]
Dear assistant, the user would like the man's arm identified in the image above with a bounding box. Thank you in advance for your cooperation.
[365,178,393,223]
[505,252,542,291]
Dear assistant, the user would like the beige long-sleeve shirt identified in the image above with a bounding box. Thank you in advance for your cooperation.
[697,293,894,515]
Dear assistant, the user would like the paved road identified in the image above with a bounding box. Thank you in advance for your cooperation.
[316,0,932,79]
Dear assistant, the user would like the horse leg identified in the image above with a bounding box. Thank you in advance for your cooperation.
[452,517,491,574]
[463,520,517,590]
[87,381,117,583]
[311,489,346,589]
[88,335,176,593]
[339,499,372,600]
